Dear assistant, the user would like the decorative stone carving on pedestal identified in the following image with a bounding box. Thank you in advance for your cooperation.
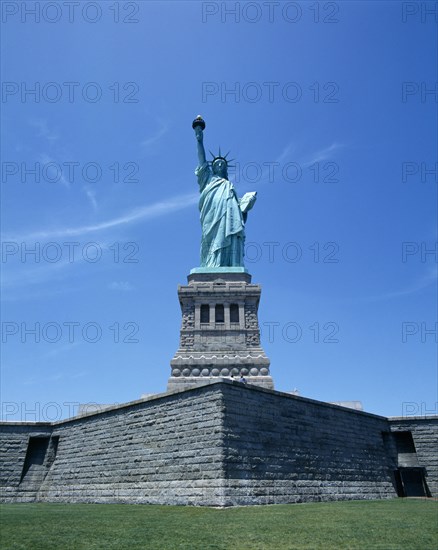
[168,268,274,391]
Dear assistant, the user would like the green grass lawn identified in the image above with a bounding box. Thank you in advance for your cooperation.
[1,499,436,550]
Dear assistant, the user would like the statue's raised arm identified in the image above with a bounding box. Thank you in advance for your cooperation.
[192,115,206,166]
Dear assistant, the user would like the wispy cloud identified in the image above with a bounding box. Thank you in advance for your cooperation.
[367,267,437,302]
[141,119,169,150]
[29,118,59,142]
[237,141,344,188]
[43,342,80,360]
[301,142,344,167]
[276,142,297,164]
[39,153,70,186]
[1,191,198,297]
[83,186,98,211]
[1,256,87,294]
[4,192,198,241]
[274,141,343,166]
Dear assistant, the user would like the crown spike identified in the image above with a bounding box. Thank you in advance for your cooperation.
[209,147,235,168]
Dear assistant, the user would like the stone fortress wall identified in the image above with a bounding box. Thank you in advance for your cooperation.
[1,380,436,506]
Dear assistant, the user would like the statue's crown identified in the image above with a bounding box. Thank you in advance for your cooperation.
[208,147,235,168]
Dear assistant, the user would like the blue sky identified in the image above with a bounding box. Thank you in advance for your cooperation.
[1,1,437,420]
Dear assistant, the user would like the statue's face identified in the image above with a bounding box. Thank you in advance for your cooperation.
[212,159,227,178]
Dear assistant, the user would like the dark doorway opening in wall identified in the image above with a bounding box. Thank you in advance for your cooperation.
[20,437,50,481]
[393,431,418,464]
[395,467,431,497]
[20,435,59,484]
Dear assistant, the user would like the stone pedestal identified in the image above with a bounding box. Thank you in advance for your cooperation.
[167,270,274,391]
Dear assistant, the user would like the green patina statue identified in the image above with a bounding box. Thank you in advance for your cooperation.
[192,116,257,268]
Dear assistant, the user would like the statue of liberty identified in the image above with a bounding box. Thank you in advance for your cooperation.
[192,116,257,268]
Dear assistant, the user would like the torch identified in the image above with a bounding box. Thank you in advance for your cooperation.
[192,115,206,132]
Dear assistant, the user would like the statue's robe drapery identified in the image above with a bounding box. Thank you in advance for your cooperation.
[196,162,245,267]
